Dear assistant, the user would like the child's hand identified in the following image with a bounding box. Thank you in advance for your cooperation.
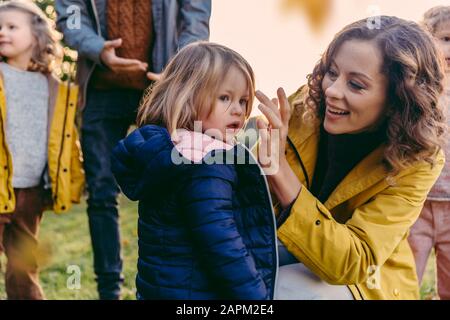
[100,38,148,73]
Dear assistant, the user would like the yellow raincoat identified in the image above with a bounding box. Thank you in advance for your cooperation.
[0,71,84,214]
[277,86,445,300]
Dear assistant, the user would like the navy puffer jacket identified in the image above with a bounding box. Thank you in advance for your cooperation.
[111,125,277,299]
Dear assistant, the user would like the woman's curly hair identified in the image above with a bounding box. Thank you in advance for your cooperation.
[304,16,447,175]
[0,0,63,74]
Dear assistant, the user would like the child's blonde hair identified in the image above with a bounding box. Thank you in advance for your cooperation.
[0,0,62,73]
[137,41,255,135]
[422,6,450,35]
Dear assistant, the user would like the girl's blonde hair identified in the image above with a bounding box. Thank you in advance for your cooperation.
[137,41,255,135]
[0,0,62,73]
[304,16,446,176]
[422,6,450,35]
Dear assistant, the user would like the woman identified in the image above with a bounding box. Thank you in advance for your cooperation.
[255,16,447,299]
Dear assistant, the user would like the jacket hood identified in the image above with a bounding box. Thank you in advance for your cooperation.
[111,125,234,201]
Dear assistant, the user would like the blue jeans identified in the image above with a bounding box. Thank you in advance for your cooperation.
[277,239,299,266]
[81,88,142,300]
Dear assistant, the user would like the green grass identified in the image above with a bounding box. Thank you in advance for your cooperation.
[0,195,139,300]
[420,250,438,300]
[0,197,438,299]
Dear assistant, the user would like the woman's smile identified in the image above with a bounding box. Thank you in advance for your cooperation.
[325,101,351,120]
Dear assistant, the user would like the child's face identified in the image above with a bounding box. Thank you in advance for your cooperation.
[0,10,35,65]
[322,40,389,135]
[434,21,450,72]
[200,66,249,144]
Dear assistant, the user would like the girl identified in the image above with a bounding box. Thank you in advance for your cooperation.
[255,16,446,300]
[111,41,278,300]
[0,0,84,299]
[408,5,450,300]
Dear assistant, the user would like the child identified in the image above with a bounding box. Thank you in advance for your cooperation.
[0,0,84,299]
[111,42,278,300]
[408,5,450,300]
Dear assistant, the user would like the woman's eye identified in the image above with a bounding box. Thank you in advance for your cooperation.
[219,95,230,102]
[327,69,338,78]
[349,81,364,91]
[443,36,450,42]
[8,25,16,30]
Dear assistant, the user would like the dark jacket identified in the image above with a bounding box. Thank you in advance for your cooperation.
[111,125,278,299]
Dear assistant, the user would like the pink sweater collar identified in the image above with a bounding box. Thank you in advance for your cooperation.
[172,129,234,163]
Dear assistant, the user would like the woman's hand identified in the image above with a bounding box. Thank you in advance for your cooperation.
[256,88,302,208]
[255,88,290,174]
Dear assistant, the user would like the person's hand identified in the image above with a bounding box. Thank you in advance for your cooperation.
[256,88,302,208]
[146,72,162,82]
[100,38,148,73]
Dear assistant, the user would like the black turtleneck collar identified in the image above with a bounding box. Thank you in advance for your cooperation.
[311,124,387,203]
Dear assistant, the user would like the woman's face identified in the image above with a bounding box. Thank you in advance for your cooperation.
[321,40,389,135]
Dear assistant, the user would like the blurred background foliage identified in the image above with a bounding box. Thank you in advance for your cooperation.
[281,0,331,32]
[35,0,77,81]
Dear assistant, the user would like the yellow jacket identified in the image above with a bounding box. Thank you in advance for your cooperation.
[277,86,445,300]
[0,71,84,214]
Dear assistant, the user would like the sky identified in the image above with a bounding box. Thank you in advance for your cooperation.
[209,0,448,112]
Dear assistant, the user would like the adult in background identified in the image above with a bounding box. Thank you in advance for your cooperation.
[55,0,211,300]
